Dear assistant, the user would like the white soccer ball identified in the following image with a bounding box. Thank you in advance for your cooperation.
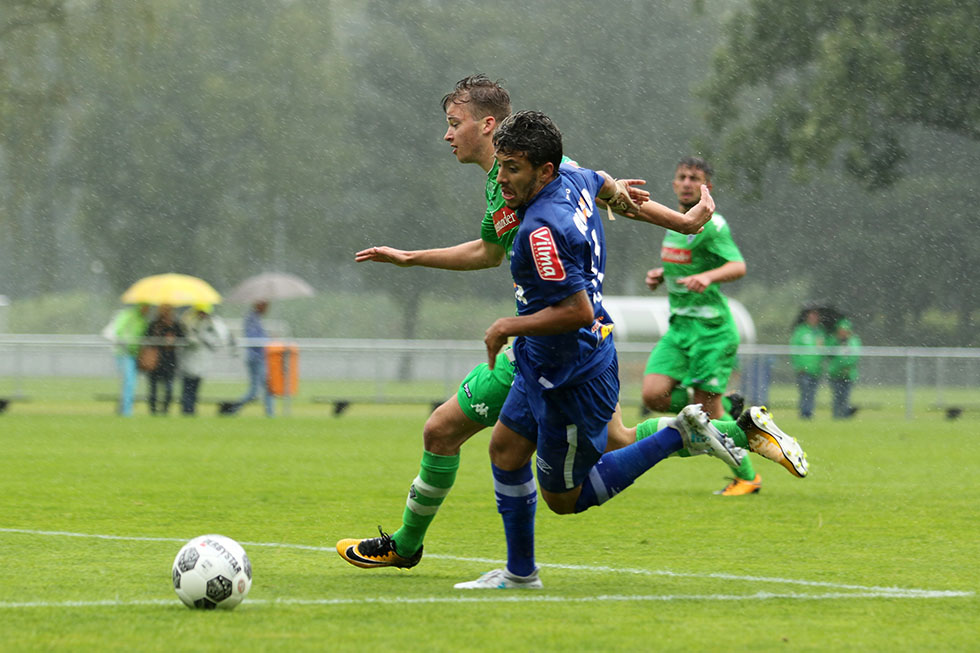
[172,534,252,610]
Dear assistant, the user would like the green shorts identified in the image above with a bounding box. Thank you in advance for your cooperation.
[456,348,516,427]
[644,315,739,395]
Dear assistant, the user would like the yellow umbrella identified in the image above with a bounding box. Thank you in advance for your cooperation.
[121,273,222,306]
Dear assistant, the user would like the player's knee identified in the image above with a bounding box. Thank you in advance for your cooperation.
[423,421,464,455]
[487,437,510,466]
[540,490,576,515]
[487,438,532,471]
[642,387,670,411]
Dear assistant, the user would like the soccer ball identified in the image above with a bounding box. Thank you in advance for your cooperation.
[172,534,252,610]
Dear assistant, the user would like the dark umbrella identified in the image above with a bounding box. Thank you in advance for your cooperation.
[792,301,847,332]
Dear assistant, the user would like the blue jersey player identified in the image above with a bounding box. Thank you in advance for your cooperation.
[455,111,744,590]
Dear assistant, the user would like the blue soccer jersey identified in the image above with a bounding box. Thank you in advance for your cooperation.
[509,163,615,389]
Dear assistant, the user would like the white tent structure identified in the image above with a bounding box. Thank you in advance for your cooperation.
[601,295,756,344]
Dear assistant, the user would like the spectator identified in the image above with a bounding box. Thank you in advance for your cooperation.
[179,304,231,416]
[109,303,151,416]
[828,319,861,419]
[222,301,273,416]
[790,308,825,419]
[145,304,185,415]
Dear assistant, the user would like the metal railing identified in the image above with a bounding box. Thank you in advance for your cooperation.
[0,335,977,419]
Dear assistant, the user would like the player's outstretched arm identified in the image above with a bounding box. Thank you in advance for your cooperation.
[355,239,505,270]
[354,245,412,266]
[626,184,715,234]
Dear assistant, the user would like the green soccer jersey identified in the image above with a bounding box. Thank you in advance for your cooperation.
[660,213,744,322]
[480,160,520,259]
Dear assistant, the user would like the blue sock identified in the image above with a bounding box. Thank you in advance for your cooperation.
[492,462,537,577]
[574,426,683,513]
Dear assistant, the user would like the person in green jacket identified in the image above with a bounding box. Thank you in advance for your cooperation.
[827,319,861,419]
[790,309,825,419]
[111,303,151,416]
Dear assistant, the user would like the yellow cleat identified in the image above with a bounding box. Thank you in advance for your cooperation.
[714,474,762,496]
[336,526,423,569]
[739,406,809,478]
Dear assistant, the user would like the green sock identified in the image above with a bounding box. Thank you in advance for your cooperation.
[667,386,692,413]
[391,450,459,557]
[730,451,757,481]
[714,420,748,448]
[713,420,755,480]
[634,417,662,442]
[638,416,695,458]
[721,394,733,415]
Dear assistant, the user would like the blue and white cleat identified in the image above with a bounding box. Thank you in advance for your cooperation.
[676,404,744,468]
[454,568,543,590]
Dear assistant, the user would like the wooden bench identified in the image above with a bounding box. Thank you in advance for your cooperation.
[309,396,444,416]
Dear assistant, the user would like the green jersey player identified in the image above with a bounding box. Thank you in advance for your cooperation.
[641,157,808,496]
[339,78,805,570]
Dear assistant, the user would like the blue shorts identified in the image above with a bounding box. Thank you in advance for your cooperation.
[499,356,620,493]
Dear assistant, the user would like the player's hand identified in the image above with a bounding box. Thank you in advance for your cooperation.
[484,320,509,369]
[684,184,714,233]
[354,246,411,266]
[619,178,650,204]
[605,178,644,218]
[645,267,665,292]
[678,272,711,293]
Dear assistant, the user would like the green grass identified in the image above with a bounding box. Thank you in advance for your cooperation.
[0,407,977,651]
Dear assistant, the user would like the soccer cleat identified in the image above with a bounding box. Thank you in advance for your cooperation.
[738,406,809,478]
[714,473,762,496]
[336,526,423,569]
[454,568,543,590]
[675,404,744,468]
[725,392,745,420]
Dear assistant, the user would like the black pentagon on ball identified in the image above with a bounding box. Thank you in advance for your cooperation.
[193,597,217,610]
[206,575,233,602]
[172,567,181,589]
[177,547,200,572]
[243,553,252,580]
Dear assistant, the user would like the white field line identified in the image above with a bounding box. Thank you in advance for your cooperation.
[0,527,972,608]
[0,589,972,610]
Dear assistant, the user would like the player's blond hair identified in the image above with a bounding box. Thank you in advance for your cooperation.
[441,74,511,122]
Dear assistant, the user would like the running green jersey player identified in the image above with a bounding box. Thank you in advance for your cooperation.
[642,156,766,495]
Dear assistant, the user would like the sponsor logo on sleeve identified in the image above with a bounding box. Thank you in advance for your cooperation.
[529,227,566,281]
[661,246,692,264]
[492,206,519,237]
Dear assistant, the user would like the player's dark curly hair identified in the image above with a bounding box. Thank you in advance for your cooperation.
[441,74,511,122]
[492,110,563,172]
[676,156,713,180]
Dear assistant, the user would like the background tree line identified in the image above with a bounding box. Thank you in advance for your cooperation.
[1,0,977,346]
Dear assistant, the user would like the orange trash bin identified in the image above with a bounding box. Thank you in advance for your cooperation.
[266,342,299,397]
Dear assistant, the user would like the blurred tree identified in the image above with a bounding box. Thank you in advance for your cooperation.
[0,0,72,295]
[64,0,355,294]
[701,0,980,345]
[704,0,980,192]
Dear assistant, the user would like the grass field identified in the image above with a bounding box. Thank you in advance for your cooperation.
[1,405,977,651]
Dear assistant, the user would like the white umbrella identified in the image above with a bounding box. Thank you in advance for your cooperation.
[226,272,315,303]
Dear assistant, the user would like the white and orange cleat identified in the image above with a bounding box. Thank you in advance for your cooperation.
[739,406,809,478]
